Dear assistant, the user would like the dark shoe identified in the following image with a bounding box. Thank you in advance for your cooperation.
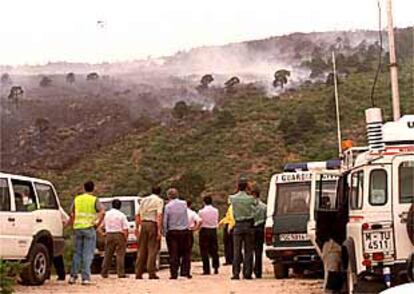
[244,276,253,280]
[223,262,232,266]
[214,269,219,275]
[149,275,160,280]
[255,275,262,279]
[169,276,178,280]
[186,275,192,279]
[118,274,129,278]
[101,274,109,279]
[135,275,143,280]
[231,276,240,280]
[202,272,210,275]
[57,276,65,281]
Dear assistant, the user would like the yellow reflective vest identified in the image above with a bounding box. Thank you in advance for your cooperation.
[73,193,97,230]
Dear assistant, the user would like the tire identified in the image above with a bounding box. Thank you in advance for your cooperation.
[407,204,414,245]
[20,243,50,286]
[407,253,414,282]
[346,262,356,294]
[273,262,289,279]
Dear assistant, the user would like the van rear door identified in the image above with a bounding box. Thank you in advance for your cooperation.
[392,155,414,260]
[273,181,313,249]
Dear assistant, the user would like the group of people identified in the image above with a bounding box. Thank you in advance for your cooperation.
[66,176,266,284]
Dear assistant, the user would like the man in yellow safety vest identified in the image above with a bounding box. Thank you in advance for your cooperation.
[68,181,105,285]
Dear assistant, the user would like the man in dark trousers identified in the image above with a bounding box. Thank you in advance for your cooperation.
[163,188,191,279]
[135,186,164,279]
[198,196,220,275]
[229,177,258,280]
[251,186,267,279]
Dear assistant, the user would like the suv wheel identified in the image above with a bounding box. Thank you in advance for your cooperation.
[21,243,50,285]
[273,262,288,279]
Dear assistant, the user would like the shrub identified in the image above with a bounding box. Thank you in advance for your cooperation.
[0,260,22,294]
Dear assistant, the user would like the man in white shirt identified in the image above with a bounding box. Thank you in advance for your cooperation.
[182,200,202,277]
[198,196,219,275]
[101,199,129,278]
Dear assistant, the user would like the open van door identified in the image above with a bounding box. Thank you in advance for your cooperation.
[308,171,346,256]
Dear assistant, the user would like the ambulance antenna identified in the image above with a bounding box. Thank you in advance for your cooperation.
[386,0,401,121]
[332,51,342,156]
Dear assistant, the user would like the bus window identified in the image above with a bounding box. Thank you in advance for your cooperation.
[399,161,414,204]
[369,169,388,205]
[350,171,363,210]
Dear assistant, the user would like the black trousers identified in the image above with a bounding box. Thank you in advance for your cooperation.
[232,220,254,278]
[180,230,194,276]
[199,228,219,274]
[223,225,233,264]
[166,230,191,278]
[253,225,265,278]
[53,255,66,280]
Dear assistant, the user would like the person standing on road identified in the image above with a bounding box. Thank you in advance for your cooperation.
[163,188,191,279]
[198,196,220,275]
[229,177,258,280]
[101,199,129,279]
[182,200,202,277]
[68,181,105,285]
[251,186,267,279]
[135,186,164,280]
[219,204,235,266]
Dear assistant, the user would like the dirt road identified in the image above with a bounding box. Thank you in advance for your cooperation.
[15,259,323,294]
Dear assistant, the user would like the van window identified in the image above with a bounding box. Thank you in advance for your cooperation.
[316,180,338,210]
[399,161,414,204]
[369,169,387,205]
[35,183,58,209]
[276,183,310,215]
[12,180,37,212]
[0,178,11,211]
[350,171,364,210]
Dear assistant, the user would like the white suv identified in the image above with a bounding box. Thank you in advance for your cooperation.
[0,172,65,285]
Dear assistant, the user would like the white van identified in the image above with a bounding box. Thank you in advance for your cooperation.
[308,110,414,292]
[0,172,65,285]
[264,161,339,278]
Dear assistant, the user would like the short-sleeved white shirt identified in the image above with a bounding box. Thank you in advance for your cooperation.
[187,208,201,230]
[104,208,129,233]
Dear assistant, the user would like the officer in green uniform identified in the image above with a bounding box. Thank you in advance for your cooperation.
[229,177,258,280]
[251,186,267,279]
[68,181,105,285]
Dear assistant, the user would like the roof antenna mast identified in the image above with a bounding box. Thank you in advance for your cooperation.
[386,0,401,121]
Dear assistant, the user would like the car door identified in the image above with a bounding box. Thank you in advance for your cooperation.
[392,155,414,261]
[33,182,63,238]
[0,177,14,259]
[8,179,38,259]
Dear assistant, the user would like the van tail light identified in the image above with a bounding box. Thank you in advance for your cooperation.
[372,252,384,261]
[362,223,370,230]
[265,227,273,246]
[362,259,372,267]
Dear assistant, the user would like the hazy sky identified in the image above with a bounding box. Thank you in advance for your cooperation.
[0,0,412,65]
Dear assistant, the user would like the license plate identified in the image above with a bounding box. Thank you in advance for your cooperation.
[279,233,309,241]
[363,230,394,253]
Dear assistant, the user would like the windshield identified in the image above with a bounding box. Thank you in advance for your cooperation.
[102,200,135,222]
[276,182,310,215]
